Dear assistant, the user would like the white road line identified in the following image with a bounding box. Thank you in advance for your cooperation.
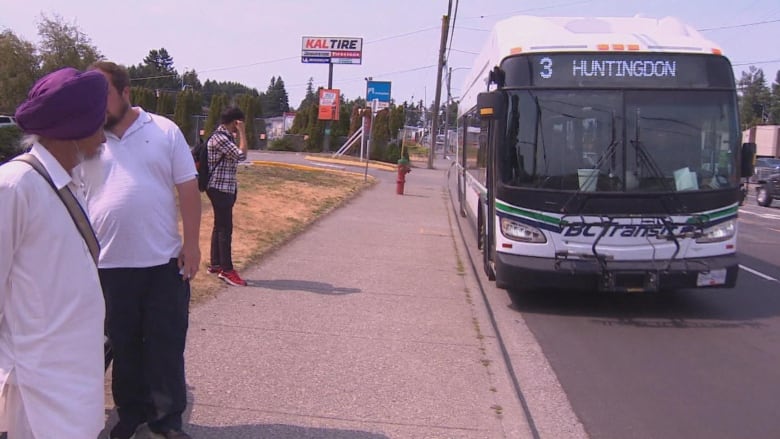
[739,265,779,282]
[739,210,780,220]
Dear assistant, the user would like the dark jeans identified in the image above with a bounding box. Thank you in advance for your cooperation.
[206,188,237,271]
[99,258,190,433]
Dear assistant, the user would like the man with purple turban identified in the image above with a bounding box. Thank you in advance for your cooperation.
[0,67,109,438]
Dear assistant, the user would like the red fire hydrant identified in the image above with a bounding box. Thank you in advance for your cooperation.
[396,158,411,195]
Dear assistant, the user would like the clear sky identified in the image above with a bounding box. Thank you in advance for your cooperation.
[1,0,778,110]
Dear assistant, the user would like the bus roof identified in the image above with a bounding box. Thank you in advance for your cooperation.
[458,15,727,117]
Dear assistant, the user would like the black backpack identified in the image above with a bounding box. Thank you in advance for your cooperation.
[192,135,223,192]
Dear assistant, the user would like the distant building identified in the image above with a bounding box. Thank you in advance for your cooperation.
[265,112,296,140]
[744,125,780,158]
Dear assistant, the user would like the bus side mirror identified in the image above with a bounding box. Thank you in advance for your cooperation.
[477,92,505,121]
[741,142,756,178]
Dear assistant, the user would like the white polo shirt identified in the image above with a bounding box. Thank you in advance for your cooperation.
[82,108,197,268]
[0,143,105,437]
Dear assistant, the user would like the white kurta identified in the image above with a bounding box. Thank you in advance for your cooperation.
[0,144,105,438]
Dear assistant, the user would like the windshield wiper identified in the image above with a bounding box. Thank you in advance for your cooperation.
[559,111,619,213]
[631,108,689,212]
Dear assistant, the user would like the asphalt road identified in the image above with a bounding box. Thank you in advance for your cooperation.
[253,152,780,439]
[461,188,780,439]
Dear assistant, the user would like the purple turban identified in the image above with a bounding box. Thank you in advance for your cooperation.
[14,67,108,140]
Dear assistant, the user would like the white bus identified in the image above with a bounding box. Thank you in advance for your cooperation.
[455,15,756,292]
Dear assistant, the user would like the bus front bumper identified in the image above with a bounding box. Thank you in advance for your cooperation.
[494,252,739,292]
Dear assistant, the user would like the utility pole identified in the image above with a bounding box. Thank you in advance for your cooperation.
[428,9,450,169]
[442,67,452,159]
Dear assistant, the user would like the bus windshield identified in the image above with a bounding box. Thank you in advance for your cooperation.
[501,89,740,193]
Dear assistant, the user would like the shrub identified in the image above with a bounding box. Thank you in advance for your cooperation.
[268,135,302,152]
[0,126,23,164]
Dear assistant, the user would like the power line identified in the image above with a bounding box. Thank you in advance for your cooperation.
[461,0,593,20]
[698,18,780,31]
[732,58,780,67]
[445,0,460,64]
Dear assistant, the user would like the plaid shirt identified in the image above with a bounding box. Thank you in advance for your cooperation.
[207,125,246,193]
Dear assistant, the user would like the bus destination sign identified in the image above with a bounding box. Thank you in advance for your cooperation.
[501,53,733,89]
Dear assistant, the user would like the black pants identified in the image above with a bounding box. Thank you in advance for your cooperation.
[207,188,237,271]
[99,258,190,433]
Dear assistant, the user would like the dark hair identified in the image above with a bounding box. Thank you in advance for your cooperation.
[89,61,130,93]
[220,107,245,125]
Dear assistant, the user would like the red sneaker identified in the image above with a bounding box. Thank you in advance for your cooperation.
[206,265,222,274]
[218,269,247,286]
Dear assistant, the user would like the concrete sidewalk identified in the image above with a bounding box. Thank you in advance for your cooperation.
[108,158,534,438]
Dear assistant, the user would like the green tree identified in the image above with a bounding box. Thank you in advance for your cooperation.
[236,94,259,149]
[263,76,290,117]
[738,66,772,130]
[36,13,102,74]
[130,87,157,112]
[127,48,179,92]
[174,89,202,145]
[289,105,310,135]
[770,70,780,125]
[389,104,405,140]
[201,79,259,110]
[204,94,229,138]
[302,77,317,108]
[155,91,176,116]
[370,108,391,160]
[182,69,203,91]
[0,30,39,113]
[349,104,365,137]
[304,103,325,152]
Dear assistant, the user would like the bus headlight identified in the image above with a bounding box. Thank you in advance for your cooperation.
[695,219,736,243]
[500,218,547,243]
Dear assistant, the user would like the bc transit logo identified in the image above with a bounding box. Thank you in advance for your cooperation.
[562,222,698,238]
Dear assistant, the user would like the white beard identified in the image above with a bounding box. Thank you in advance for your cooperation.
[74,145,107,197]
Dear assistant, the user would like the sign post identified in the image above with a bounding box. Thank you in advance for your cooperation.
[363,81,391,181]
[302,36,363,153]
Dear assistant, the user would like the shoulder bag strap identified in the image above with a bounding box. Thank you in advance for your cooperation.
[12,154,100,265]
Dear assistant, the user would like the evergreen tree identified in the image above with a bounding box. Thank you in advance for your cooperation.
[304,103,325,152]
[204,94,229,138]
[389,104,405,140]
[155,91,176,116]
[236,94,258,149]
[738,66,772,130]
[128,48,179,92]
[289,106,309,135]
[130,87,158,111]
[181,69,203,91]
[302,77,317,108]
[264,76,290,117]
[770,71,780,125]
[174,89,202,145]
[371,109,391,160]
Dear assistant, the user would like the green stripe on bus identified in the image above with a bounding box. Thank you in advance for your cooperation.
[685,204,738,224]
[495,200,562,226]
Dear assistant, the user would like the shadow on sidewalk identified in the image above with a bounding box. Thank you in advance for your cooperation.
[247,279,361,295]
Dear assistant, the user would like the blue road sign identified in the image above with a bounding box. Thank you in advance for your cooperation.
[366,81,391,103]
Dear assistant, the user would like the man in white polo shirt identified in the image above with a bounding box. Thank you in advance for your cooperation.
[84,61,201,439]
